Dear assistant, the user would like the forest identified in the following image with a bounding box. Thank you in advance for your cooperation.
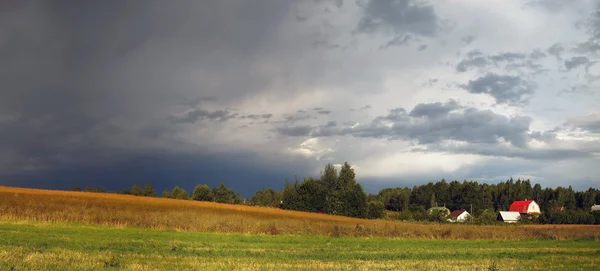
[75,162,600,224]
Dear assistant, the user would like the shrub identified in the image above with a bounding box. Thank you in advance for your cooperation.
[171,186,189,200]
[366,201,385,219]
[396,210,413,221]
[142,184,156,197]
[192,184,213,201]
[213,183,235,204]
[473,209,499,225]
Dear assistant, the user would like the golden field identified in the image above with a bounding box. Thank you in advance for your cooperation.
[1,185,599,240]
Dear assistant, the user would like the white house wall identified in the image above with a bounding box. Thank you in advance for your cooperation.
[527,202,541,214]
[457,212,470,222]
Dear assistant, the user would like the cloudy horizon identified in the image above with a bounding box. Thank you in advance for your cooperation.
[1,0,599,195]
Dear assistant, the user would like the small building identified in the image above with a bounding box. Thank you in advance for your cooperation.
[554,206,565,212]
[448,209,471,223]
[497,211,521,223]
[592,205,600,212]
[509,200,541,215]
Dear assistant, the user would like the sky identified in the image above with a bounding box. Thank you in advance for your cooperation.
[1,0,600,196]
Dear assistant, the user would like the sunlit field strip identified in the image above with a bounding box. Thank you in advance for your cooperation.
[1,186,599,240]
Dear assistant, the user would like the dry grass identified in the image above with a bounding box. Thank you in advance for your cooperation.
[1,185,599,240]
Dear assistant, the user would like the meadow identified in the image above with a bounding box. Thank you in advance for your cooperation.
[1,186,600,270]
[1,220,599,271]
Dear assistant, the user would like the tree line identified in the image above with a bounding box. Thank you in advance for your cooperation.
[72,162,600,224]
[73,183,244,204]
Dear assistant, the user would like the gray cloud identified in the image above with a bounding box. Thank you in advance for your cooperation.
[284,111,312,123]
[175,109,237,123]
[456,56,489,72]
[456,50,530,73]
[378,34,413,50]
[459,73,535,105]
[417,44,428,51]
[408,100,460,118]
[462,35,476,45]
[279,102,532,148]
[529,49,547,60]
[276,125,314,137]
[240,114,273,120]
[357,0,439,48]
[547,43,564,59]
[489,52,527,63]
[567,113,600,133]
[419,143,590,160]
[564,56,589,70]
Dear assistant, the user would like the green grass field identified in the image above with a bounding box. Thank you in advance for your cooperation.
[1,220,598,271]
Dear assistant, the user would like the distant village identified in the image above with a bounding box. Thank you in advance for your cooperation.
[434,200,600,223]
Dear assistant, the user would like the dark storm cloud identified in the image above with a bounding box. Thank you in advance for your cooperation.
[357,0,439,48]
[0,149,315,197]
[0,0,296,176]
[459,73,535,105]
[564,56,590,70]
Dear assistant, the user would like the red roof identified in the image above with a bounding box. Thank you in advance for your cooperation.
[509,200,534,214]
[449,209,466,218]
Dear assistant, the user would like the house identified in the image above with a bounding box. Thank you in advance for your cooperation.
[509,200,541,215]
[448,209,471,223]
[554,206,565,212]
[592,205,600,212]
[497,211,521,223]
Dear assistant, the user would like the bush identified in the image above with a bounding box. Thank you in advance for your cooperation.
[171,186,189,200]
[366,201,385,219]
[213,183,235,204]
[396,210,413,221]
[192,184,213,201]
[142,184,156,197]
[252,188,276,207]
[592,211,600,225]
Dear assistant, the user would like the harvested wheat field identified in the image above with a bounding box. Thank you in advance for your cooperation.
[1,186,599,239]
